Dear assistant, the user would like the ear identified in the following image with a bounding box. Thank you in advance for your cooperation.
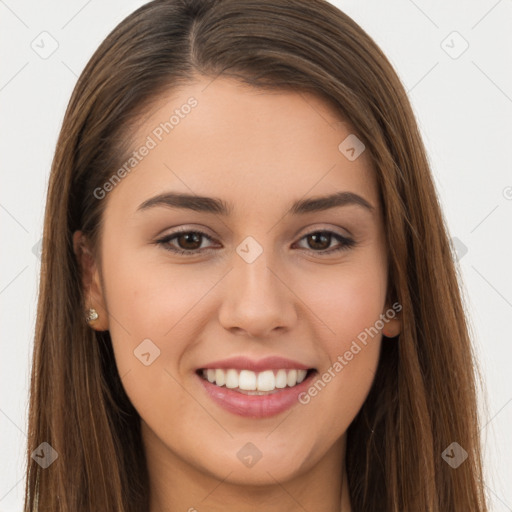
[72,230,109,331]
[382,302,401,338]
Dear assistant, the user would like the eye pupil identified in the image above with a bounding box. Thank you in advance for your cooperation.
[178,232,201,250]
[308,232,330,250]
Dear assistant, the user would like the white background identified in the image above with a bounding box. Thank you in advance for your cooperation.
[1,0,511,510]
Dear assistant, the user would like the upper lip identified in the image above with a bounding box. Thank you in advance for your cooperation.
[198,356,314,372]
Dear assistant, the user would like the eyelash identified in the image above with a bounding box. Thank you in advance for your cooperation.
[155,227,356,257]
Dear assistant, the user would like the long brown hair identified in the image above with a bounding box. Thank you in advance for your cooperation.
[24,0,489,510]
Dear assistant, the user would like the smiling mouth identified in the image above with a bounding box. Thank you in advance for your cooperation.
[196,368,317,395]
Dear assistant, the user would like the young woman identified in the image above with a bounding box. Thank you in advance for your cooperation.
[24,0,489,510]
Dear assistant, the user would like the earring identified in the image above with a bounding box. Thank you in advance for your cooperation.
[86,308,99,324]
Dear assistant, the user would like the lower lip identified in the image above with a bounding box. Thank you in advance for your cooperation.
[196,370,317,418]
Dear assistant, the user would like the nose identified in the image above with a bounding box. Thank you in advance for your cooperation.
[217,250,298,339]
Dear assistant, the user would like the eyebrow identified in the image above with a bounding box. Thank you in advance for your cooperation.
[136,191,375,216]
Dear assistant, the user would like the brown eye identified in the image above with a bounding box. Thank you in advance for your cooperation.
[175,232,203,251]
[295,230,355,255]
[156,230,216,255]
[306,232,332,250]
[155,228,356,257]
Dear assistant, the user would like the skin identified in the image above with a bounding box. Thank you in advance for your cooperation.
[74,76,401,512]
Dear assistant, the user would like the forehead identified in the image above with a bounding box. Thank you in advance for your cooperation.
[107,76,379,218]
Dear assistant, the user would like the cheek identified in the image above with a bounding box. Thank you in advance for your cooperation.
[103,246,210,339]
[296,255,387,416]
[101,253,201,433]
[101,249,220,398]
[303,256,387,346]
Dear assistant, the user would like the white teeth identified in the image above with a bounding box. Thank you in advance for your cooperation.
[296,369,307,383]
[275,369,288,388]
[225,369,238,389]
[239,370,256,390]
[257,370,275,392]
[200,368,311,392]
[286,369,297,387]
[215,369,225,387]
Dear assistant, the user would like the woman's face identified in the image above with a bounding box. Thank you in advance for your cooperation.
[77,76,396,491]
